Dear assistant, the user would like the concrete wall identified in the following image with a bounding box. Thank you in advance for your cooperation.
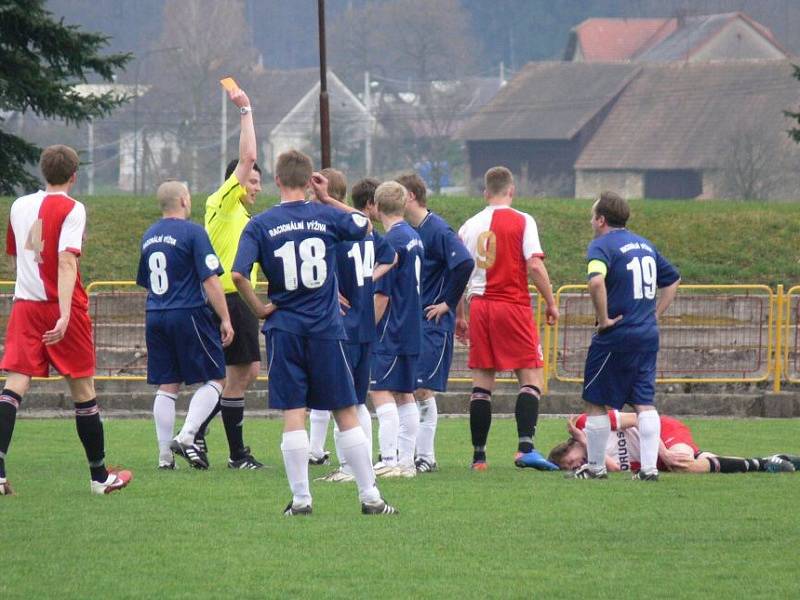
[575,169,644,199]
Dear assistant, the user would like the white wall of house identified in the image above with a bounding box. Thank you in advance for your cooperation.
[575,170,644,199]
[118,131,180,192]
[691,19,786,61]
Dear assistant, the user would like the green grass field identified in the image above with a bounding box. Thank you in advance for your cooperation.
[2,195,800,286]
[3,417,799,599]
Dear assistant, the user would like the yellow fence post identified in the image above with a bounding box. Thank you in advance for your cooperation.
[773,284,783,392]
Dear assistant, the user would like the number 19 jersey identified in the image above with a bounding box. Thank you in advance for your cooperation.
[233,201,369,340]
[587,229,680,352]
[136,218,223,310]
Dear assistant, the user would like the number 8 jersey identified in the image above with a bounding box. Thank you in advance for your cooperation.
[136,218,223,310]
[587,229,680,351]
[458,205,544,306]
[232,200,369,340]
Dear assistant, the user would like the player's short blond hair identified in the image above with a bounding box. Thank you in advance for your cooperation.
[375,181,407,216]
[321,168,347,202]
[275,149,313,189]
[484,166,513,197]
[40,145,79,185]
[157,180,189,212]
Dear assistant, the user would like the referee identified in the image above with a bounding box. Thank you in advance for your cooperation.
[196,84,263,469]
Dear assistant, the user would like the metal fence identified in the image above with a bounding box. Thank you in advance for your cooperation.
[1,280,798,388]
[553,284,774,384]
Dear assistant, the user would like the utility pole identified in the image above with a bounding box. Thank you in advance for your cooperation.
[317,0,331,168]
[87,119,94,195]
[364,71,372,175]
[220,86,227,183]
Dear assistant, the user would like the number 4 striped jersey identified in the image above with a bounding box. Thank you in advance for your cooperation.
[458,205,544,306]
[136,218,223,310]
[6,190,89,309]
[586,229,679,352]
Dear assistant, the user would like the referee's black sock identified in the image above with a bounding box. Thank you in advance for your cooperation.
[196,400,221,439]
[470,387,492,462]
[221,397,246,459]
[0,389,22,479]
[74,399,108,483]
[515,385,541,454]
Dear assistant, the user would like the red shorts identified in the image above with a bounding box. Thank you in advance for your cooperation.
[659,416,699,453]
[1,300,95,378]
[468,296,544,371]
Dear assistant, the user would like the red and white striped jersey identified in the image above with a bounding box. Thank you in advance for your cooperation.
[5,190,88,308]
[458,205,544,306]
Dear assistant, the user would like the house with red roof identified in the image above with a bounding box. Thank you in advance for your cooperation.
[564,12,789,62]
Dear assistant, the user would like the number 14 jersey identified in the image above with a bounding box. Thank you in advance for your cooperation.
[458,205,544,306]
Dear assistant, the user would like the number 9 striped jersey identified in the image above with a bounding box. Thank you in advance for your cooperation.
[458,205,544,306]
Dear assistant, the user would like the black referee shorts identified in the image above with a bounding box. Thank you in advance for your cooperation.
[214,293,262,365]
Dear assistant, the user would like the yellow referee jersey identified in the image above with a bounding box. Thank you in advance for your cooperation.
[205,173,257,293]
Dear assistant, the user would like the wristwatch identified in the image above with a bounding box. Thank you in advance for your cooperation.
[240,106,252,115]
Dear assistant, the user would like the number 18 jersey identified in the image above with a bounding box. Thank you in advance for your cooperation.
[233,201,369,340]
[136,218,223,310]
[587,229,680,352]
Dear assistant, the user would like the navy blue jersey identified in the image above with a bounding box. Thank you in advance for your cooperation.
[587,229,680,352]
[374,221,424,355]
[137,218,223,311]
[232,200,369,340]
[415,210,473,332]
[336,231,396,343]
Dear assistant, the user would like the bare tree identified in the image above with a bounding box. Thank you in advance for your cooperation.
[718,123,795,200]
[140,0,258,192]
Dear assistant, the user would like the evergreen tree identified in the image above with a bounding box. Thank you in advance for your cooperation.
[0,0,130,194]
[787,64,800,144]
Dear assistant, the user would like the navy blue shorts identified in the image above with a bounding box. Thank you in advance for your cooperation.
[370,353,418,393]
[264,329,357,411]
[582,345,657,410]
[415,327,454,392]
[343,341,371,404]
[145,307,226,385]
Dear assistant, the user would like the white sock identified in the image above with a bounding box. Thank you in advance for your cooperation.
[332,425,353,475]
[178,381,222,445]
[585,414,611,473]
[338,426,380,504]
[637,410,661,473]
[375,403,399,466]
[416,396,438,462]
[357,404,373,461]
[153,390,177,460]
[397,402,420,468]
[309,409,331,459]
[281,429,312,507]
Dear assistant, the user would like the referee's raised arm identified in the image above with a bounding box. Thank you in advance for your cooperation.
[229,86,256,184]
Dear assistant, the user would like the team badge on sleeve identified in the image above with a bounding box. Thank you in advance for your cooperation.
[205,254,221,270]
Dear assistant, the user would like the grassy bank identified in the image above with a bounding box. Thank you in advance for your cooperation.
[2,195,799,286]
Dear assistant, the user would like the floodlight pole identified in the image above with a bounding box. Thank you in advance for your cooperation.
[318,0,331,169]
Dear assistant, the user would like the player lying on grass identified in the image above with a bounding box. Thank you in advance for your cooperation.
[548,411,798,474]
